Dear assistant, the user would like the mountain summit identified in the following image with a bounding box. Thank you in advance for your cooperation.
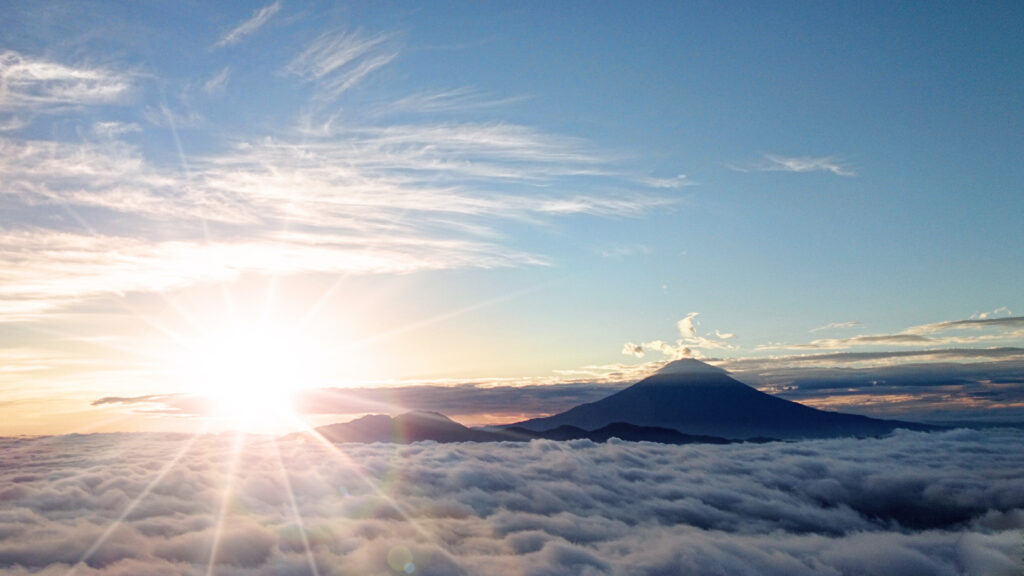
[510,359,938,439]
[652,357,730,377]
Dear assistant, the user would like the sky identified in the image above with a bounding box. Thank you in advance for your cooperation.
[2,1,1023,434]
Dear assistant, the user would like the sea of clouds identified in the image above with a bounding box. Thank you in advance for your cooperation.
[1,428,1022,575]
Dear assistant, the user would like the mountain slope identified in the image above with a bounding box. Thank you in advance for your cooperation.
[510,358,940,439]
[312,411,732,445]
[315,411,498,443]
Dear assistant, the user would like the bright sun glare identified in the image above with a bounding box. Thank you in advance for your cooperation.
[178,325,315,432]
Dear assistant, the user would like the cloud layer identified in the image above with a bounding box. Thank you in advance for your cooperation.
[0,115,669,322]
[622,313,736,360]
[0,27,676,324]
[89,348,1024,426]
[1,429,1022,575]
[759,315,1024,351]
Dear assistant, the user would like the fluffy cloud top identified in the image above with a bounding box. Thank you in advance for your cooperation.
[1,429,1022,575]
[623,313,736,359]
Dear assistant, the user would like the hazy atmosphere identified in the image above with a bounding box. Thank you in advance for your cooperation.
[2,2,1023,575]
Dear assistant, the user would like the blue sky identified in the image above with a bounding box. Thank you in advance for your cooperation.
[2,1,1023,433]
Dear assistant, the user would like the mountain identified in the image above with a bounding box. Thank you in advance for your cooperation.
[508,358,941,440]
[312,411,732,445]
[316,411,498,443]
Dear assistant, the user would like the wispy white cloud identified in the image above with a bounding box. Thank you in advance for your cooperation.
[0,136,217,222]
[972,306,1012,320]
[906,315,1024,335]
[0,114,671,321]
[732,153,855,177]
[0,116,28,132]
[622,342,646,357]
[143,104,204,129]
[203,67,230,95]
[638,174,693,189]
[0,229,547,321]
[285,29,396,101]
[623,313,737,359]
[715,350,1024,423]
[764,154,854,176]
[381,87,529,117]
[0,51,132,114]
[810,321,862,333]
[213,1,281,48]
[718,347,1024,372]
[92,121,141,138]
[0,28,677,326]
[759,315,1024,351]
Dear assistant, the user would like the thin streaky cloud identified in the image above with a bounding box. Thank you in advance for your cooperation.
[0,51,131,113]
[731,153,855,177]
[381,87,530,116]
[758,316,1024,351]
[0,230,546,322]
[92,121,141,138]
[1,121,645,224]
[972,306,1012,320]
[203,67,230,95]
[318,51,397,100]
[0,113,672,323]
[907,315,1024,334]
[718,347,1024,371]
[638,174,693,189]
[764,154,855,176]
[213,1,281,48]
[285,29,394,101]
[810,321,863,333]
[0,116,28,131]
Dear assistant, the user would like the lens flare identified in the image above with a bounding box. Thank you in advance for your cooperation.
[175,323,319,432]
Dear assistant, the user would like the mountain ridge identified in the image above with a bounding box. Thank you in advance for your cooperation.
[310,410,735,445]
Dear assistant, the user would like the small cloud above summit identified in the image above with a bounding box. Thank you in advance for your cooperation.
[623,313,737,360]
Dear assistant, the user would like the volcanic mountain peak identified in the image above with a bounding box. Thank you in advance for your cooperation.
[508,358,941,439]
[654,358,727,376]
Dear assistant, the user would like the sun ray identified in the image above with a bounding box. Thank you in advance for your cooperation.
[296,272,353,331]
[284,413,436,542]
[332,278,557,357]
[64,425,208,575]
[205,430,246,576]
[272,439,322,576]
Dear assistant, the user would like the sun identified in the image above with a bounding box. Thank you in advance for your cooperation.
[178,324,317,433]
